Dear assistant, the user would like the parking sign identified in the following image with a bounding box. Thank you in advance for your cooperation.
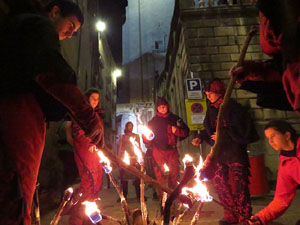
[186,78,203,99]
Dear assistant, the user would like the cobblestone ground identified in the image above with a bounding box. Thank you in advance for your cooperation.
[40,180,300,225]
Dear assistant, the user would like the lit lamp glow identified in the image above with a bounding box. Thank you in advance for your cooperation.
[112,69,122,84]
[96,20,106,32]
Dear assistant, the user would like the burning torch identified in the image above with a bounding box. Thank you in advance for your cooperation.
[129,136,148,225]
[97,149,131,225]
[82,201,102,224]
[50,187,73,225]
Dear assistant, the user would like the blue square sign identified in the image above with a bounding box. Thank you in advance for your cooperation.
[186,78,203,99]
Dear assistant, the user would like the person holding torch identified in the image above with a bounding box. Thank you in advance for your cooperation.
[0,1,103,225]
[142,97,189,192]
[69,88,105,225]
[192,79,259,225]
[117,121,143,202]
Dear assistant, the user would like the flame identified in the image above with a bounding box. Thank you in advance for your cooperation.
[194,155,204,178]
[182,154,193,169]
[82,201,100,215]
[123,151,130,165]
[163,163,169,172]
[181,155,212,202]
[138,124,154,140]
[97,151,112,173]
[129,137,143,164]
[181,179,212,202]
[67,187,73,193]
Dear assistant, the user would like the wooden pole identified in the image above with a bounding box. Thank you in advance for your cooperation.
[101,146,173,194]
[99,214,122,224]
[211,26,257,158]
[50,188,73,225]
[163,165,195,225]
[190,202,204,225]
[140,163,148,225]
[108,172,131,225]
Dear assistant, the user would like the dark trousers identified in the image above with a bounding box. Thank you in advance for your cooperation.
[120,169,140,198]
[152,146,180,191]
[213,162,252,223]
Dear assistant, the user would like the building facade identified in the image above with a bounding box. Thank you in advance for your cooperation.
[155,0,300,181]
[120,0,175,103]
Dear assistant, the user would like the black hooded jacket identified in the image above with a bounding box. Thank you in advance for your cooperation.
[197,99,259,164]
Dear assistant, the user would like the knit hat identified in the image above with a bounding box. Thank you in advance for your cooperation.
[204,79,225,96]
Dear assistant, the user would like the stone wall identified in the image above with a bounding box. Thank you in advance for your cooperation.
[156,2,300,181]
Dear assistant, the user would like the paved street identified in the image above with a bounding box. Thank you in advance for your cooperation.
[40,179,300,225]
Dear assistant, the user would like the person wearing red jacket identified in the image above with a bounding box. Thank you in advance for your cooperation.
[0,1,103,225]
[69,88,105,225]
[143,97,189,190]
[230,0,300,113]
[248,120,300,225]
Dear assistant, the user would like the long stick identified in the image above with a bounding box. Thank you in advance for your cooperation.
[174,207,189,225]
[163,165,195,225]
[33,183,41,225]
[213,198,249,221]
[190,202,203,225]
[211,26,257,158]
[50,188,73,225]
[101,147,247,221]
[108,173,131,225]
[101,146,173,193]
[140,163,148,225]
[100,214,122,224]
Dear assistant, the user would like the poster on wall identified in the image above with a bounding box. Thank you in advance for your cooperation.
[185,99,207,131]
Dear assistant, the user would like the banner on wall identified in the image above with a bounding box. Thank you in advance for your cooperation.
[185,99,207,131]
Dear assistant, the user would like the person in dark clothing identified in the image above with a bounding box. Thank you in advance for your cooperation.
[143,97,189,191]
[192,79,259,225]
[0,1,103,225]
[117,121,142,202]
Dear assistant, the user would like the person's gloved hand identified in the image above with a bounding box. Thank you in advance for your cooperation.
[192,137,202,146]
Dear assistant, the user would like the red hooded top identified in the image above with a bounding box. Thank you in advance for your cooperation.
[255,138,300,224]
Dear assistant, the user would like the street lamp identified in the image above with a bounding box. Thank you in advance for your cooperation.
[112,69,122,85]
[112,69,122,79]
[96,20,106,32]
